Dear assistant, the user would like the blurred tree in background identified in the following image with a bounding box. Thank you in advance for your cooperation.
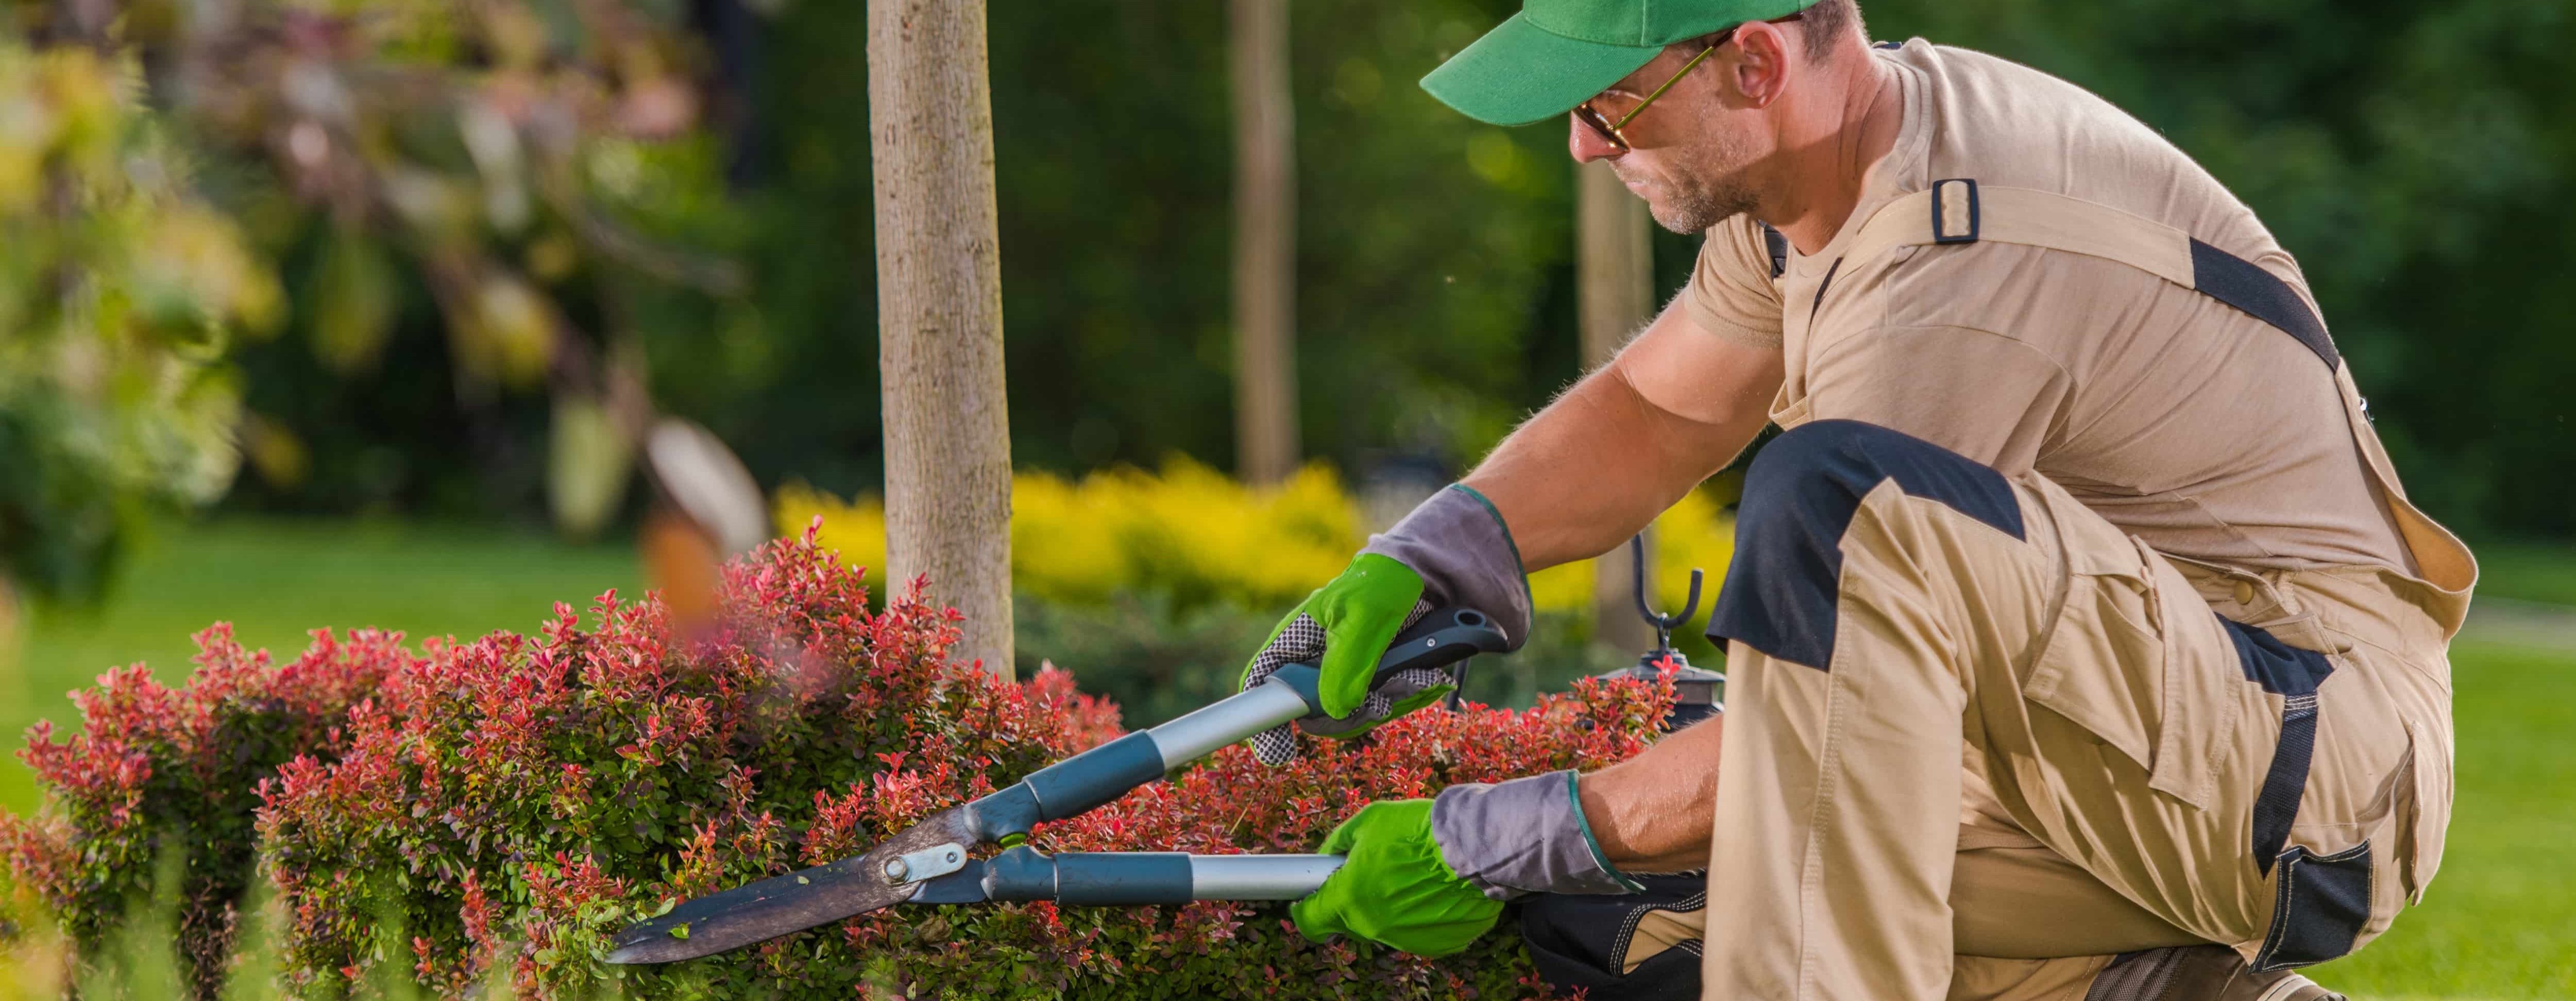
[480,0,2576,541]
[732,0,1573,499]
[12,0,2575,574]
[0,0,752,606]
[0,42,277,606]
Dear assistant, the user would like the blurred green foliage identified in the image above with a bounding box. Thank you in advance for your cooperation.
[0,0,753,600]
[0,44,277,604]
[723,0,1578,498]
[16,0,2576,575]
[163,0,757,521]
[505,0,2576,541]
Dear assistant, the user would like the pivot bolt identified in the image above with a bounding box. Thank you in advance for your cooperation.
[882,858,909,883]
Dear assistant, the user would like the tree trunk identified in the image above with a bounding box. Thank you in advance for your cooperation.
[0,576,17,688]
[1231,0,1299,486]
[1579,160,1656,654]
[870,0,1014,677]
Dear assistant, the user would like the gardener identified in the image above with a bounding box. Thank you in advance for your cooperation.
[1244,1,2476,998]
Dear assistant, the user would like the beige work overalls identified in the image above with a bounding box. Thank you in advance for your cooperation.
[1624,181,2476,1001]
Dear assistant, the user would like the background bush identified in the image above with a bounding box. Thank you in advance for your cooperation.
[777,459,1362,615]
[777,458,1735,625]
[0,626,408,997]
[782,459,1733,723]
[3,528,1677,999]
[0,42,279,604]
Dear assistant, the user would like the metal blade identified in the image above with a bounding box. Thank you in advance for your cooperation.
[606,806,978,964]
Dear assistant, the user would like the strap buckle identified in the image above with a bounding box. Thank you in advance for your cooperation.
[1931,178,1980,244]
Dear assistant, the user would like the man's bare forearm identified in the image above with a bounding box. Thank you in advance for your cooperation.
[1578,715,1723,872]
[1461,304,1781,570]
[1461,370,1719,569]
[1460,304,1771,872]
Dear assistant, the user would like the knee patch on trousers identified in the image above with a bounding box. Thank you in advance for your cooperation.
[1708,420,2026,670]
[1519,873,1709,1001]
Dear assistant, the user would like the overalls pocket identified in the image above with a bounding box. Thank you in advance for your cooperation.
[2023,565,2165,775]
[2254,841,2374,970]
[2400,717,2452,905]
[2245,620,2416,969]
[2021,512,2243,810]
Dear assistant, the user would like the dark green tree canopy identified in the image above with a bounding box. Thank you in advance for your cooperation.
[217,0,2576,541]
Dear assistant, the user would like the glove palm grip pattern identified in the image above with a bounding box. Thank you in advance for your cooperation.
[1244,598,1440,764]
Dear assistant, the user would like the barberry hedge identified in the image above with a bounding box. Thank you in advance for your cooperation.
[5,527,1675,999]
[2,626,405,997]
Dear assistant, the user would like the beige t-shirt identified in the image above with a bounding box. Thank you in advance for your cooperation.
[1682,40,2410,572]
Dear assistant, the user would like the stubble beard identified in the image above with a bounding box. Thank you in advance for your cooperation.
[1616,128,1764,235]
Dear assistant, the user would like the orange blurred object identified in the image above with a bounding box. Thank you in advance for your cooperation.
[642,506,724,636]
[636,418,769,636]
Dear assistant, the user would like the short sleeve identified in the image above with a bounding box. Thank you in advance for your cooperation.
[1804,325,2070,476]
[1681,216,1787,349]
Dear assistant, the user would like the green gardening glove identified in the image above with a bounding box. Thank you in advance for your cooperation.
[1239,484,1533,764]
[1291,799,1505,958]
[1247,553,1429,718]
[1238,555,1455,763]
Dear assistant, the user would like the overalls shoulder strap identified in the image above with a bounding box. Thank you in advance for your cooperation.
[1846,180,2340,368]
[1833,178,2478,623]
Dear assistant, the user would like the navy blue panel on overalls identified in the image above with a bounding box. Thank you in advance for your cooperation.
[1705,419,2025,672]
[1519,873,1708,1001]
[2187,240,2338,369]
[2177,215,2372,970]
[2218,618,2334,877]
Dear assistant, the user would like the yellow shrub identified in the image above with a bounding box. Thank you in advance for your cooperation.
[777,487,889,592]
[1528,486,1734,632]
[777,461,1734,620]
[1010,459,1359,609]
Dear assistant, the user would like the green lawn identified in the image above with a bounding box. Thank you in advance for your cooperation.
[2308,641,2576,999]
[2301,541,2576,998]
[2461,539,2576,607]
[0,519,639,813]
[1,521,2570,997]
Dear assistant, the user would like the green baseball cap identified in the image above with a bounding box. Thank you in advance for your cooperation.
[1421,0,1820,127]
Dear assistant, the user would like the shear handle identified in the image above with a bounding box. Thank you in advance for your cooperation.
[967,607,1508,842]
[916,849,1345,905]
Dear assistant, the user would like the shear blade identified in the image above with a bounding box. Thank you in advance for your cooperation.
[606,806,976,964]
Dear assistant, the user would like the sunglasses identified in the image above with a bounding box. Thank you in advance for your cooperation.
[1573,13,1803,155]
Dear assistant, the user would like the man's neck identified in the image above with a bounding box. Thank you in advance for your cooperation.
[1759,49,1903,257]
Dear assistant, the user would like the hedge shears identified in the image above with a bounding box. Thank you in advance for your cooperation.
[606,607,1509,964]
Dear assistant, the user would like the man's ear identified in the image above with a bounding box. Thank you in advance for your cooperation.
[1727,21,1796,108]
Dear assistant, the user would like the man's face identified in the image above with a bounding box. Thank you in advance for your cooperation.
[1572,44,1771,234]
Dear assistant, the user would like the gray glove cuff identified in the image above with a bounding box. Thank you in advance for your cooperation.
[1432,770,1643,902]
[1360,484,1532,650]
